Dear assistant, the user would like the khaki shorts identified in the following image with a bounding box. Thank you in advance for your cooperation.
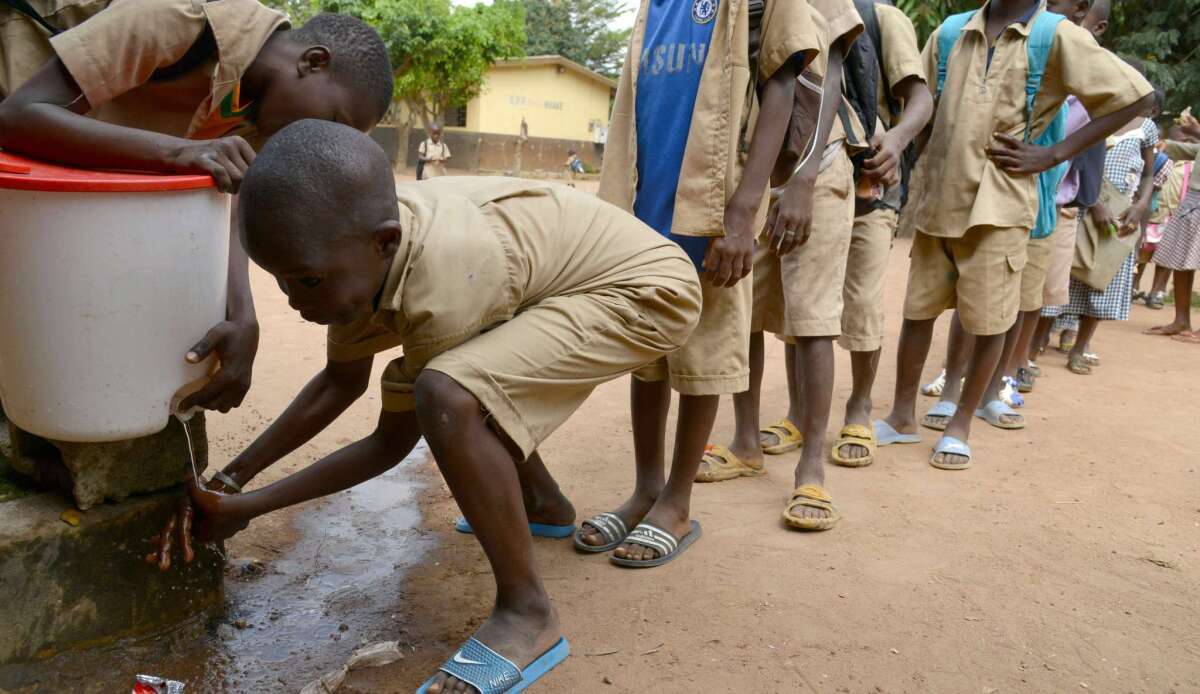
[903,226,1029,336]
[1020,228,1057,312]
[840,207,897,351]
[751,147,855,338]
[418,273,702,459]
[634,269,752,396]
[1042,206,1080,307]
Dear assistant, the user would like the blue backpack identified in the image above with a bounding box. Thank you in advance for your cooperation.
[935,9,1070,239]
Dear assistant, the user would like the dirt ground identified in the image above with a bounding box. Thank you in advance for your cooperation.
[213,180,1200,693]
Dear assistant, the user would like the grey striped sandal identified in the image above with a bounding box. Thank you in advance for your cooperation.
[573,512,629,553]
[609,520,702,568]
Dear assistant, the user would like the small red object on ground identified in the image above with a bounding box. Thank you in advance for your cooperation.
[132,674,185,693]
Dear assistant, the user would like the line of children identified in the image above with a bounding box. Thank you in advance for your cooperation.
[701,0,934,531]
[577,0,821,564]
[877,0,1153,470]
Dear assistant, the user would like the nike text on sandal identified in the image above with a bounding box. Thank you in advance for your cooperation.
[455,517,576,539]
[609,520,702,569]
[930,435,972,471]
[572,512,629,553]
[416,635,570,694]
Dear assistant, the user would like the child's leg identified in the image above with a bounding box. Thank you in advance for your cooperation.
[415,371,561,693]
[978,315,1025,426]
[934,331,1006,467]
[576,376,667,547]
[1148,270,1195,335]
[883,316,938,433]
[790,336,835,513]
[1029,315,1054,364]
[1007,310,1041,376]
[614,392,718,561]
[516,451,576,527]
[940,311,973,405]
[727,331,766,464]
[1151,265,1172,296]
[837,208,895,461]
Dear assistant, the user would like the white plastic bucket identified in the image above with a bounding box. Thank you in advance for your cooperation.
[0,155,228,442]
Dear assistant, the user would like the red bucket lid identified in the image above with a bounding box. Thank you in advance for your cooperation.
[0,150,216,192]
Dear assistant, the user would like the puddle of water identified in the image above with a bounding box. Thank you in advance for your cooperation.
[1,442,435,692]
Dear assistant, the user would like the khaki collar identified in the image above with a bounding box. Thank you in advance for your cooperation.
[374,202,423,318]
[186,0,288,135]
[968,0,1045,38]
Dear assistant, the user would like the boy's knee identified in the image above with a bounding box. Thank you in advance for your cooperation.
[413,371,482,433]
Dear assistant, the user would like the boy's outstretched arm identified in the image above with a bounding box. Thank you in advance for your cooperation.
[767,44,846,256]
[146,357,372,570]
[704,57,799,286]
[862,76,935,185]
[221,356,375,487]
[0,59,252,192]
[986,93,1156,175]
[190,408,422,541]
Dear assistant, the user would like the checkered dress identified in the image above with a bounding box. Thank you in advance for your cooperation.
[1046,120,1158,326]
[1152,191,1200,270]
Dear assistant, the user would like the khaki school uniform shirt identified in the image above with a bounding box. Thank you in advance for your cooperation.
[910,2,1152,238]
[326,177,695,411]
[599,0,822,238]
[874,3,925,130]
[0,0,109,97]
[808,0,865,150]
[48,0,287,147]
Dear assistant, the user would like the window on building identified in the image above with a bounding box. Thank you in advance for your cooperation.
[443,104,467,128]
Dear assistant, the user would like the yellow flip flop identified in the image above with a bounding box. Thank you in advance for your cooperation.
[760,418,802,455]
[830,424,876,468]
[782,484,840,531]
[695,444,765,483]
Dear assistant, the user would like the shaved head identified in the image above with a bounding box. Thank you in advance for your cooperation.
[239,119,403,326]
[240,119,397,259]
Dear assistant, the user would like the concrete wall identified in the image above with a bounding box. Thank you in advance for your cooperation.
[400,128,605,175]
[470,62,612,141]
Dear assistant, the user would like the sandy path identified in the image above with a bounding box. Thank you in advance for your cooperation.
[216,184,1198,692]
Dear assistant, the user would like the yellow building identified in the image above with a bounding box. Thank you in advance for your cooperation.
[447,55,615,143]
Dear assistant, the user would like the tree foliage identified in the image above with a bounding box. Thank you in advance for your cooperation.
[522,0,630,77]
[263,0,526,129]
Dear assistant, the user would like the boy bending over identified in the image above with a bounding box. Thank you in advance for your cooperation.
[190,120,702,693]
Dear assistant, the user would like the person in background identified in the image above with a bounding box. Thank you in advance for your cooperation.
[417,123,451,179]
[1144,110,1200,342]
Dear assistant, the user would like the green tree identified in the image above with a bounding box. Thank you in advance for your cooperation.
[522,0,630,77]
[1107,0,1200,114]
[288,0,525,146]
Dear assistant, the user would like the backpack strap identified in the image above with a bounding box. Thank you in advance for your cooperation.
[1023,10,1066,142]
[747,0,765,78]
[1,0,61,35]
[934,11,976,100]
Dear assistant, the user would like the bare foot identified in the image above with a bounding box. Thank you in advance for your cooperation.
[1144,322,1191,336]
[424,602,562,693]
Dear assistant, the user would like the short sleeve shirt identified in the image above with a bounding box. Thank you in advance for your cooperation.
[874,3,925,129]
[1104,119,1159,196]
[419,139,451,161]
[325,177,694,411]
[911,2,1153,237]
[48,0,286,144]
